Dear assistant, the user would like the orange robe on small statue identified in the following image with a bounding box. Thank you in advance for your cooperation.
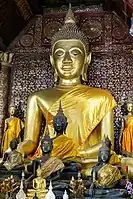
[122,115,133,153]
[2,117,24,152]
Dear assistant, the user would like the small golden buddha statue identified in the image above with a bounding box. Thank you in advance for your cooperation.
[27,166,48,198]
[2,106,24,152]
[69,175,86,198]
[32,166,46,190]
[18,5,116,169]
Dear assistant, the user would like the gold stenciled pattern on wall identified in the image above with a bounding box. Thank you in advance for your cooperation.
[8,7,133,153]
[112,13,131,44]
[11,54,54,115]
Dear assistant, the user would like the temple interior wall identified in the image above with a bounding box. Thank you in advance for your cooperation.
[6,6,133,152]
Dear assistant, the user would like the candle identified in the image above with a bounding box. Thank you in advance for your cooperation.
[126,166,128,174]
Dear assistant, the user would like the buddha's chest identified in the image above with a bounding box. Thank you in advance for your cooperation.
[36,89,69,117]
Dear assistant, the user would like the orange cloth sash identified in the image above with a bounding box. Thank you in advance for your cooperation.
[122,115,133,153]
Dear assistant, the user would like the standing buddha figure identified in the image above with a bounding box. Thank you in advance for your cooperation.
[18,5,117,162]
[119,99,133,179]
[119,98,133,155]
[2,106,24,152]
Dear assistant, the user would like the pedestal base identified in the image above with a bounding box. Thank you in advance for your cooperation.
[27,189,48,199]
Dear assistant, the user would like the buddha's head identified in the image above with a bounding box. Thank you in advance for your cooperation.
[50,4,91,84]
[8,106,16,116]
[41,135,53,154]
[36,165,42,177]
[99,143,110,163]
[53,101,68,135]
[126,98,133,113]
[10,138,18,151]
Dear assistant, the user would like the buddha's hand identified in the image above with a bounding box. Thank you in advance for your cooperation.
[17,140,36,156]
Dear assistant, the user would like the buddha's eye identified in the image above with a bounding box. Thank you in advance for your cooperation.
[55,50,64,57]
[70,49,82,56]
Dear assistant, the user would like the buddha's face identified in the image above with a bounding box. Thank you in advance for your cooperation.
[37,168,41,177]
[100,151,110,163]
[51,39,87,80]
[41,140,53,154]
[9,107,15,116]
[53,116,67,134]
[127,103,133,113]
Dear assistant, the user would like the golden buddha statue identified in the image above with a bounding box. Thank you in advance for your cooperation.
[32,166,46,190]
[69,175,86,198]
[18,5,116,165]
[27,166,48,198]
[119,98,133,155]
[119,99,133,179]
[2,106,24,152]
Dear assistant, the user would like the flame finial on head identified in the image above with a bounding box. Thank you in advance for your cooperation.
[99,137,110,152]
[99,142,110,153]
[55,101,66,117]
[65,3,75,24]
[58,100,64,115]
[99,136,110,153]
[53,101,67,124]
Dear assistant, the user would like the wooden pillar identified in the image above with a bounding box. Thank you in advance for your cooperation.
[0,52,14,142]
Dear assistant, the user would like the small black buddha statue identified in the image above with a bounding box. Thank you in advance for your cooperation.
[2,138,24,171]
[89,141,123,198]
[26,135,64,183]
[51,101,81,171]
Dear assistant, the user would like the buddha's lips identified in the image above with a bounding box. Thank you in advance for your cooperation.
[61,65,73,71]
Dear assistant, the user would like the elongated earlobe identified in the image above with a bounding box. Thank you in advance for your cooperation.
[50,55,58,84]
[82,64,88,81]
[87,53,92,65]
[81,53,91,81]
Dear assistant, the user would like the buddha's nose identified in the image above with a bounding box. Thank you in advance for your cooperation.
[62,51,72,64]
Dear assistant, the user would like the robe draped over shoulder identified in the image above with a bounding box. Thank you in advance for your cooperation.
[97,164,122,187]
[47,85,116,148]
[29,85,116,160]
